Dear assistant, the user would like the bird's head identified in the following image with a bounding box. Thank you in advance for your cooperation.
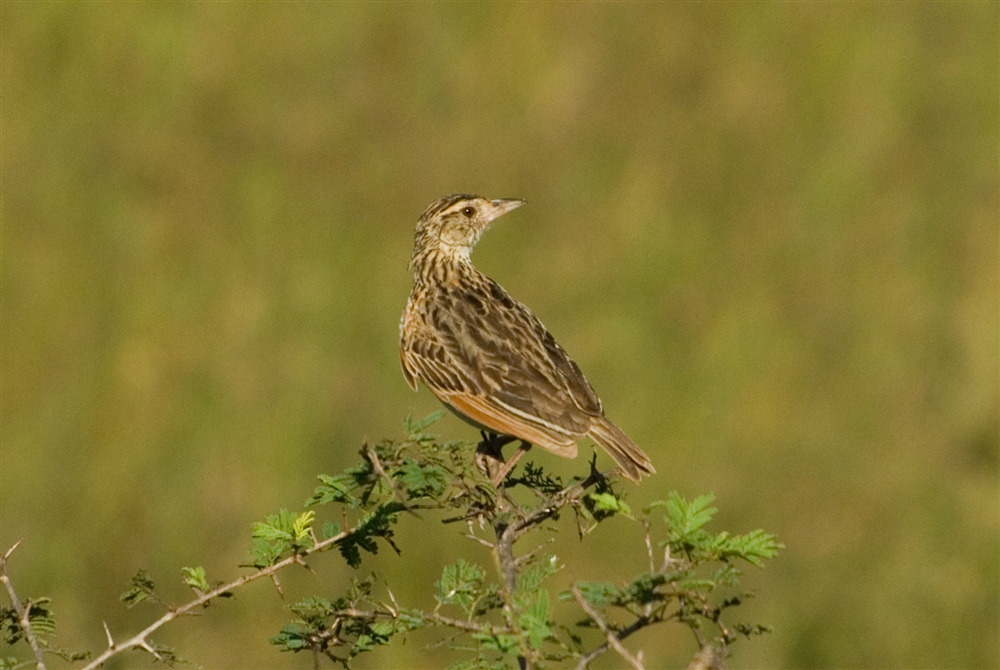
[410,194,525,269]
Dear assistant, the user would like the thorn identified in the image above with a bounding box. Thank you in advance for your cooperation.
[270,573,285,599]
[103,620,115,647]
[2,540,22,560]
[386,585,400,617]
[139,639,165,662]
[294,554,316,575]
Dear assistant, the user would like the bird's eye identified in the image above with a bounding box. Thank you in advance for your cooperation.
[462,206,476,217]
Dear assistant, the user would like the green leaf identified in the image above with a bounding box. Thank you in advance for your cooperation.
[662,491,717,535]
[587,492,632,516]
[250,537,283,568]
[436,559,485,613]
[397,608,427,631]
[336,502,405,568]
[288,595,335,622]
[292,510,316,544]
[397,458,448,497]
[1,598,58,646]
[518,589,553,649]
[618,573,669,606]
[250,509,314,564]
[181,566,210,592]
[252,509,297,542]
[348,615,395,657]
[270,623,308,651]
[713,528,783,567]
[352,633,375,653]
[338,539,363,568]
[307,473,361,507]
[120,570,156,608]
[563,581,619,608]
[471,632,520,654]
[712,564,742,586]
[404,410,445,441]
[322,521,342,539]
[515,554,558,598]
[647,491,720,557]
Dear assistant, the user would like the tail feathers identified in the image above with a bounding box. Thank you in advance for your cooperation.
[587,417,656,484]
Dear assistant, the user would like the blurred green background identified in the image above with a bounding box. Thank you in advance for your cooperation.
[2,4,997,668]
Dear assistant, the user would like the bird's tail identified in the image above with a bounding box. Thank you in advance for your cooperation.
[587,416,656,484]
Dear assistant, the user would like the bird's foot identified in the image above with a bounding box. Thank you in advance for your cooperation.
[474,432,529,485]
[489,441,532,486]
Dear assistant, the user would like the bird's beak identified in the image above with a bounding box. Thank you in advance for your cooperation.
[489,198,526,220]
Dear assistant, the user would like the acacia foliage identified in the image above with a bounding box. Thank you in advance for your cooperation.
[1,413,780,670]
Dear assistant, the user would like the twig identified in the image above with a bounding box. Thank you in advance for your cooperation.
[573,612,655,669]
[488,469,611,670]
[463,520,495,549]
[337,606,488,633]
[365,445,423,518]
[311,603,495,653]
[684,644,727,670]
[643,521,656,574]
[514,537,555,568]
[512,469,612,539]
[80,528,354,670]
[1,542,47,670]
[571,584,645,670]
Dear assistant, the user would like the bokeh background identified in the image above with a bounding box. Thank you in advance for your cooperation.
[2,4,997,668]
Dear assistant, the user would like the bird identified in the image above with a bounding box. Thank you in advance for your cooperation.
[399,194,655,484]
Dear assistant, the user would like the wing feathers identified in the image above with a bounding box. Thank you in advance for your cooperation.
[443,392,578,457]
[401,261,655,482]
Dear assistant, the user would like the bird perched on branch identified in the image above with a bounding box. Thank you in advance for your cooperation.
[400,194,655,485]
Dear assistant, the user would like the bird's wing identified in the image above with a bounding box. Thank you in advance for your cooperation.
[443,391,578,457]
[403,277,602,444]
[401,324,580,456]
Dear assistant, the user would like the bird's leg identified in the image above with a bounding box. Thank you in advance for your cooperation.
[490,441,532,486]
[475,432,518,482]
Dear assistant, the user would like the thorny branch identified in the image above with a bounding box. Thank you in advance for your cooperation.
[1,541,48,670]
[492,475,606,670]
[572,613,657,670]
[510,468,613,539]
[5,431,778,669]
[321,606,490,639]
[69,450,610,670]
[571,584,645,670]
[79,528,353,670]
